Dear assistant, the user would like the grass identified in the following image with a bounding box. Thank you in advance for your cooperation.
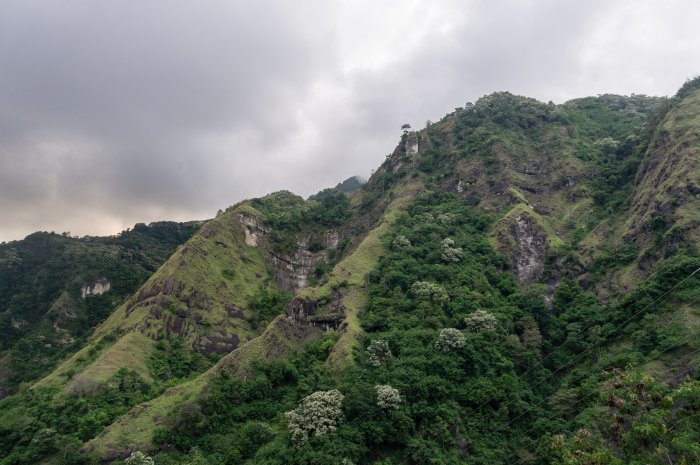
[83,180,425,459]
[86,315,323,457]
[490,203,565,251]
[73,332,155,384]
[85,372,209,456]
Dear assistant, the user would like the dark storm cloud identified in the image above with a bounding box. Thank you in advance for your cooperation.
[1,0,699,240]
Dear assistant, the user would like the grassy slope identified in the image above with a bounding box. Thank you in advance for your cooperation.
[33,205,270,394]
[578,89,700,295]
[83,180,423,458]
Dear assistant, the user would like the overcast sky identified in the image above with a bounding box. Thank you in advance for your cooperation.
[1,0,699,241]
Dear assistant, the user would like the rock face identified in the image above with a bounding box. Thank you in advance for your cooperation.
[405,132,419,155]
[81,279,111,299]
[237,211,340,293]
[509,213,549,285]
[273,231,340,293]
[494,211,550,286]
[238,213,269,246]
[285,291,345,332]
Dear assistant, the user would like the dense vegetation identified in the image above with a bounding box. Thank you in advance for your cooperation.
[0,222,199,395]
[1,84,699,465]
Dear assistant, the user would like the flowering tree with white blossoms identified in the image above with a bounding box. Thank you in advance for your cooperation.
[441,238,463,263]
[125,451,155,465]
[411,281,449,305]
[375,384,401,411]
[414,212,435,224]
[435,328,466,351]
[392,235,412,250]
[285,389,344,446]
[366,339,392,367]
[464,310,498,333]
[436,213,455,225]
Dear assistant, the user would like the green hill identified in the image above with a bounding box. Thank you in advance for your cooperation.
[0,221,200,397]
[1,78,699,465]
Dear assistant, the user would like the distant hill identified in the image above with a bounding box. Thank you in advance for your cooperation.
[308,175,366,200]
[0,221,200,397]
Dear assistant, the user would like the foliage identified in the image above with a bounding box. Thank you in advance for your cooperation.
[147,338,214,383]
[434,328,466,351]
[0,221,198,394]
[366,339,392,367]
[375,385,401,411]
[410,281,449,306]
[440,238,463,263]
[464,310,498,333]
[285,390,345,446]
[125,451,155,465]
[251,190,351,254]
[247,286,293,330]
[0,368,153,464]
[392,235,412,250]
[551,370,700,465]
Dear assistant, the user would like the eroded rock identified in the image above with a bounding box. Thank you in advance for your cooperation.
[81,279,111,299]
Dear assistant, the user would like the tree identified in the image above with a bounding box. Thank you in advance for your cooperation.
[285,390,344,446]
[366,339,392,367]
[464,310,497,332]
[435,328,466,351]
[518,315,542,356]
[125,451,155,465]
[441,238,462,263]
[375,385,401,411]
[392,235,412,250]
[411,281,449,305]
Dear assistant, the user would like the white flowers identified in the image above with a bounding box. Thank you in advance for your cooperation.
[464,310,498,332]
[411,281,449,305]
[435,328,466,351]
[285,390,344,446]
[125,451,155,465]
[392,235,412,250]
[441,238,463,263]
[367,339,392,367]
[375,385,401,411]
[436,213,455,225]
[434,312,497,351]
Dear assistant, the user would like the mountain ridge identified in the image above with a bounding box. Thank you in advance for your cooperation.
[1,79,699,465]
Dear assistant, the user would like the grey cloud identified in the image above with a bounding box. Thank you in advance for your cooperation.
[1,0,699,241]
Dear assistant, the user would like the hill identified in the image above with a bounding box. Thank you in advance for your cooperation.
[0,221,200,397]
[1,78,699,465]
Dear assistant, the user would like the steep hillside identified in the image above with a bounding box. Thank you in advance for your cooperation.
[1,79,699,465]
[0,222,200,397]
